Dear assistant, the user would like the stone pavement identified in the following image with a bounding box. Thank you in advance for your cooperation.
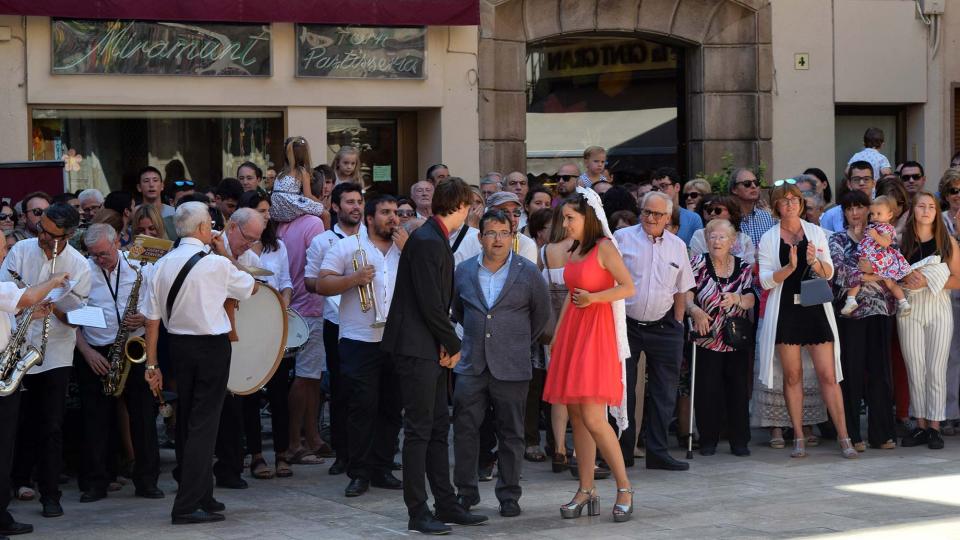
[18,431,960,539]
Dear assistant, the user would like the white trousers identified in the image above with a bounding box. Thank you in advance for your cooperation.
[897,289,952,422]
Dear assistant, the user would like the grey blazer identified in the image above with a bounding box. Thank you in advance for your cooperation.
[452,254,553,382]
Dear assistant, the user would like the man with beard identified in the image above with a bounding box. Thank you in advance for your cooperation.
[315,194,404,497]
[553,164,581,204]
[304,183,365,474]
[18,192,52,239]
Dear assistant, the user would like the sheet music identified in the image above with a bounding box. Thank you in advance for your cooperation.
[66,306,107,328]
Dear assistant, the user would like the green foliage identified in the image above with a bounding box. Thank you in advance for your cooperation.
[696,152,766,193]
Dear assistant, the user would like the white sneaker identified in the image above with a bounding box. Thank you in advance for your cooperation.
[840,297,858,316]
[898,299,912,316]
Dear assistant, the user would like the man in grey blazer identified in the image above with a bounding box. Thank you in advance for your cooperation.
[450,210,552,518]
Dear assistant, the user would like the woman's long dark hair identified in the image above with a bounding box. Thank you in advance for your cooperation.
[564,193,604,256]
[901,191,953,262]
[238,191,280,253]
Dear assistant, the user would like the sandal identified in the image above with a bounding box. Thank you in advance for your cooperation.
[286,447,325,465]
[769,437,786,449]
[250,457,275,479]
[311,442,336,459]
[16,486,35,501]
[524,446,547,462]
[791,438,807,458]
[275,458,293,478]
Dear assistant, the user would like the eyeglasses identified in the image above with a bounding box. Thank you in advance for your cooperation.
[778,197,802,206]
[495,208,523,218]
[82,204,102,213]
[640,209,669,220]
[0,213,13,221]
[237,225,261,245]
[397,210,416,218]
[482,231,514,240]
[28,208,45,217]
[773,179,797,187]
[901,174,923,182]
[174,180,195,187]
[651,182,673,191]
[706,206,725,216]
[555,174,577,182]
[734,180,759,189]
[88,250,114,260]
[848,176,874,185]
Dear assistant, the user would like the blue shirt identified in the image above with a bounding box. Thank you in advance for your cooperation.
[740,206,776,249]
[478,252,512,307]
[819,205,845,233]
[676,207,704,245]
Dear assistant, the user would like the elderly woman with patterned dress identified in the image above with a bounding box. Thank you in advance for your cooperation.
[685,219,755,456]
[829,190,897,452]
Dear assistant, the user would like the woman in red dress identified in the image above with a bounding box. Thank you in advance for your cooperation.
[543,191,636,523]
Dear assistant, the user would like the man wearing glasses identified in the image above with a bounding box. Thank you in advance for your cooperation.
[77,189,104,225]
[552,164,581,203]
[18,192,52,239]
[485,192,537,264]
[899,161,926,197]
[2,203,92,519]
[820,161,875,233]
[729,167,775,249]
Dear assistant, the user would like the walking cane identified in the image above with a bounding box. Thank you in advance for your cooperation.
[686,343,697,460]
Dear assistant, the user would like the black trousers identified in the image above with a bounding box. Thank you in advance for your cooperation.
[523,368,547,448]
[621,317,684,465]
[453,370,527,504]
[0,390,21,526]
[171,334,231,517]
[451,373,496,467]
[76,345,160,492]
[242,356,293,457]
[213,393,244,482]
[11,366,71,502]
[339,339,401,480]
[324,320,348,462]
[838,315,896,446]
[396,354,457,519]
[693,346,751,448]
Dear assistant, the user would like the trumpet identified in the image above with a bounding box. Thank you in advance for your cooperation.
[352,235,387,329]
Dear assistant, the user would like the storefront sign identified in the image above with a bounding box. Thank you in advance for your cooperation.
[296,25,425,79]
[51,19,271,76]
[534,38,677,79]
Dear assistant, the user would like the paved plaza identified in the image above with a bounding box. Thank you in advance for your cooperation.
[17,427,960,540]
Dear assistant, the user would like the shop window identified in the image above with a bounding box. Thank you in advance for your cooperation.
[327,116,400,194]
[526,36,683,180]
[30,109,284,194]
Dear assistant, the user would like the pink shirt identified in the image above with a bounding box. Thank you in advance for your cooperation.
[278,215,326,317]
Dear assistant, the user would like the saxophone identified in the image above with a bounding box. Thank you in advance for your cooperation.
[102,257,146,397]
[0,307,42,396]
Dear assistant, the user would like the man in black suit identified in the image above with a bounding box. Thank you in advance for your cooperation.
[381,177,488,535]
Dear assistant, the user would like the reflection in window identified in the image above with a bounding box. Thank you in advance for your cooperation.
[327,117,398,193]
[31,109,284,193]
[526,36,682,177]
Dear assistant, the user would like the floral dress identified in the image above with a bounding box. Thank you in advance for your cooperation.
[270,172,325,223]
[858,222,911,281]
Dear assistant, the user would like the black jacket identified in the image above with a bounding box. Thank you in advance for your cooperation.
[381,218,460,360]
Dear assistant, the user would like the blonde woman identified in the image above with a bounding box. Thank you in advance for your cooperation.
[682,178,712,211]
[132,203,167,240]
[270,136,325,222]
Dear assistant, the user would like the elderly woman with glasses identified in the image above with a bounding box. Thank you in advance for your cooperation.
[757,181,857,459]
[690,195,754,266]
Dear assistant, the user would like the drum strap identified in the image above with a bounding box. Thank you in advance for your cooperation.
[166,251,207,320]
[451,225,469,253]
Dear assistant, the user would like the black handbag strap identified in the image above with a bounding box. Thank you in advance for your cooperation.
[166,251,206,320]
[451,225,469,253]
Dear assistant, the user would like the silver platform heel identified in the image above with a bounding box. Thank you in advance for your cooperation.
[612,487,634,523]
[560,487,599,519]
[839,437,859,459]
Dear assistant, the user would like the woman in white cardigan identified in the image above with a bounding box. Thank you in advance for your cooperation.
[757,182,857,459]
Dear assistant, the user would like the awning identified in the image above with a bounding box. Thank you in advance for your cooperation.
[0,0,479,26]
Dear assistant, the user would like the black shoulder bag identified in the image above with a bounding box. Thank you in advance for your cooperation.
[704,255,755,350]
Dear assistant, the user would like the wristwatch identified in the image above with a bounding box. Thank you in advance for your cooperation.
[146,365,158,371]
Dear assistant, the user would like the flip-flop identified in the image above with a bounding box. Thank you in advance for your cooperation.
[275,459,293,478]
[286,448,325,465]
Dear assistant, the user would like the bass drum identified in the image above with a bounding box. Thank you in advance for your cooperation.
[227,284,288,395]
[285,308,310,355]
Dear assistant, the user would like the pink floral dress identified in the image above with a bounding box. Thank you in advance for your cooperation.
[858,222,911,280]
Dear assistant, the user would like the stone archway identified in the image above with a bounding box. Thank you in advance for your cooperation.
[478,0,772,177]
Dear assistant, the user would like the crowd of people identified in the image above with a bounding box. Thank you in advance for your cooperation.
[1,129,960,536]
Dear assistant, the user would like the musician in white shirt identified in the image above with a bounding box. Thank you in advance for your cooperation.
[143,202,255,525]
[0,235,69,538]
[0,203,91,519]
[74,224,162,503]
[315,194,403,497]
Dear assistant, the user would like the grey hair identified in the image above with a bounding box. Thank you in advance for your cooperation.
[803,191,825,210]
[229,207,261,229]
[641,191,674,215]
[78,189,105,205]
[479,175,500,187]
[503,171,525,189]
[174,201,210,237]
[704,218,736,239]
[727,167,756,192]
[83,222,117,247]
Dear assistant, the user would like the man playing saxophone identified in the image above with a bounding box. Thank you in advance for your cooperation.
[0,236,70,539]
[0,203,91,520]
[73,224,163,504]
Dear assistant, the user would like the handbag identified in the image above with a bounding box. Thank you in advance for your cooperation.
[800,265,833,307]
[721,314,754,350]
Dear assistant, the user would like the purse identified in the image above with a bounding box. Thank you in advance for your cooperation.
[800,265,833,307]
[721,314,754,350]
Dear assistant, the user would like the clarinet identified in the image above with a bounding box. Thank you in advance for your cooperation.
[38,239,60,365]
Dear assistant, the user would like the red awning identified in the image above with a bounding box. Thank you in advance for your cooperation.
[0,0,479,26]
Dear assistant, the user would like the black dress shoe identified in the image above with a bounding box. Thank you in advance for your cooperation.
[646,454,690,471]
[928,428,945,450]
[202,499,226,513]
[730,445,751,457]
[434,504,488,526]
[79,490,107,503]
[499,499,521,517]
[328,459,347,475]
[344,478,370,497]
[699,445,717,456]
[40,499,63,518]
[215,476,248,489]
[134,486,165,499]
[408,514,451,535]
[456,493,480,511]
[171,510,225,525]
[901,427,929,447]
[0,521,33,535]
[370,472,402,490]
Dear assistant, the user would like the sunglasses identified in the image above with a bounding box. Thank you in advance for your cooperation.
[734,180,760,189]
[705,206,725,216]
[555,174,577,182]
[640,209,669,220]
[773,179,797,187]
[396,210,416,218]
[681,192,701,200]
[29,208,45,217]
[493,208,523,218]
[946,187,960,196]
[0,213,13,221]
[174,180,195,187]
[901,174,923,182]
